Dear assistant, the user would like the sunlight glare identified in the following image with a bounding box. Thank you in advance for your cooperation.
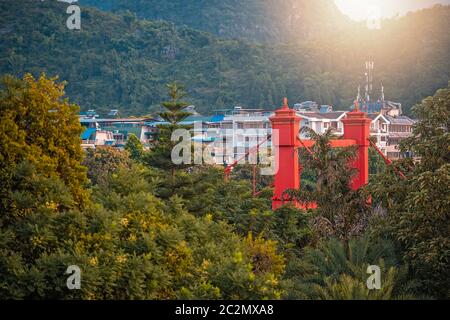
[333,0,444,21]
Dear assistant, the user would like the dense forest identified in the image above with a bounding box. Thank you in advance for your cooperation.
[1,1,449,115]
[0,74,448,299]
[79,0,349,43]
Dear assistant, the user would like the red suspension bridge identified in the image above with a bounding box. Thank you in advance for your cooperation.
[225,98,403,210]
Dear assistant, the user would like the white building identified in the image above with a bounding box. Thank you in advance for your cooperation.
[204,107,272,164]
[384,115,416,159]
[203,105,415,163]
[368,113,390,155]
[297,111,347,138]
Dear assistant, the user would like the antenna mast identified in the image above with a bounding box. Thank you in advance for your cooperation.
[364,61,374,113]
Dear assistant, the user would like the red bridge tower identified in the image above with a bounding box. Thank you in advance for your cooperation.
[270,99,371,210]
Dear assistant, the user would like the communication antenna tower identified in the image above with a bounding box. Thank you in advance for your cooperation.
[364,61,374,112]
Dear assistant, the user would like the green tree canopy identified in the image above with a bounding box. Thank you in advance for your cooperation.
[0,73,88,209]
[82,146,132,186]
[287,128,371,246]
[125,134,144,161]
[370,83,450,298]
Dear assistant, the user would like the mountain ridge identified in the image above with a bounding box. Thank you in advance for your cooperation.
[1,0,449,116]
[79,0,350,43]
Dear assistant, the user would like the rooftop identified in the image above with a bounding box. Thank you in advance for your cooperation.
[385,115,416,125]
[80,117,156,124]
[299,111,347,120]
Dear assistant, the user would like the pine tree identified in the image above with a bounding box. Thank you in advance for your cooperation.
[144,82,193,176]
[158,82,191,125]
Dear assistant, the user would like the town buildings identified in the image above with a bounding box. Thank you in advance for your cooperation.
[79,101,415,162]
[79,63,415,162]
[79,110,159,148]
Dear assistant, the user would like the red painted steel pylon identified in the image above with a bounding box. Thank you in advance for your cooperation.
[270,99,371,210]
[342,102,372,190]
[270,98,302,210]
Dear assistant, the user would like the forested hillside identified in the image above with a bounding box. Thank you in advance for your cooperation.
[80,0,349,43]
[0,0,291,115]
[1,0,449,115]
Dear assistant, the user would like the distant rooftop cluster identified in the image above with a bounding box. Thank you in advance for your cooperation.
[79,97,415,161]
[79,62,413,160]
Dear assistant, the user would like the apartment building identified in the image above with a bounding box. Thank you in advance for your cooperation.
[202,105,415,163]
[79,104,415,161]
[384,115,416,159]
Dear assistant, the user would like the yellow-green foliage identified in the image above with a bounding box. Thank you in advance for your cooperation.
[370,83,450,299]
[0,163,288,299]
[1,75,447,300]
[0,75,287,300]
[0,73,88,207]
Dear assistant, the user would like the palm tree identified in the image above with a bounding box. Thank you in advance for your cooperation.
[286,128,371,255]
[294,237,417,300]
